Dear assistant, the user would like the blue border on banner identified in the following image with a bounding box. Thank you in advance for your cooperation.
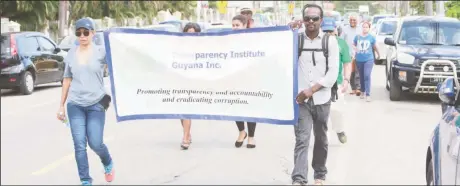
[103,26,299,125]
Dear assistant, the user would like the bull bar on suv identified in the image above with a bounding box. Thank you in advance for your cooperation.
[414,59,460,94]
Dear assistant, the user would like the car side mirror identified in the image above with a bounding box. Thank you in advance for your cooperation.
[384,38,396,46]
[438,77,457,106]
[54,47,61,53]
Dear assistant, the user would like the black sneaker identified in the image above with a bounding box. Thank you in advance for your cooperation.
[337,132,347,144]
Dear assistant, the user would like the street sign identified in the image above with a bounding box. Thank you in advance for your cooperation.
[217,1,228,14]
[288,2,295,15]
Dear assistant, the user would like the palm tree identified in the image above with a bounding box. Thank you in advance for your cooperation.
[162,1,197,19]
[1,1,58,32]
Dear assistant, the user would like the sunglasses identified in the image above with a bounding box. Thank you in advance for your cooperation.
[76,30,90,37]
[303,16,321,22]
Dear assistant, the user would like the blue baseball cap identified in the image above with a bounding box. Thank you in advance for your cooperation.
[321,17,336,32]
[75,18,95,30]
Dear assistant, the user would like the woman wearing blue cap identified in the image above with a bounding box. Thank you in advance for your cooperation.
[56,17,114,185]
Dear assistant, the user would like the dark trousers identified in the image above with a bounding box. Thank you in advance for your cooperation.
[236,121,256,137]
[292,99,331,184]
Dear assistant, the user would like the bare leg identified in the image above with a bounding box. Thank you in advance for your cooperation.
[180,119,192,149]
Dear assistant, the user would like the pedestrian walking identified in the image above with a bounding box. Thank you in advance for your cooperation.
[240,8,255,28]
[353,21,380,102]
[321,18,352,144]
[231,15,257,149]
[341,14,361,96]
[179,22,202,150]
[291,4,339,185]
[56,17,114,185]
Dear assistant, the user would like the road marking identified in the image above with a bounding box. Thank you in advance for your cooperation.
[31,136,115,176]
[3,83,110,117]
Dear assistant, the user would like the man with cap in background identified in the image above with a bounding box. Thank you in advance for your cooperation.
[240,8,255,28]
[321,17,352,144]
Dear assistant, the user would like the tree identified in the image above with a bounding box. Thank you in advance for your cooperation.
[162,1,196,19]
[446,1,460,19]
[409,0,436,15]
[0,1,58,32]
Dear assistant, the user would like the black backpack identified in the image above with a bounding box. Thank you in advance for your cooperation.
[298,33,339,102]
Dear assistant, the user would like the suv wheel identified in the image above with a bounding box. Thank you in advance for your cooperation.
[389,74,402,101]
[385,65,390,91]
[19,71,34,95]
[426,157,434,185]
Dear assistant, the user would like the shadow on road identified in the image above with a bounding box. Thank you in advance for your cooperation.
[370,86,440,105]
[1,84,62,97]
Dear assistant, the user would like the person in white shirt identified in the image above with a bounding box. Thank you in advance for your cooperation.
[291,4,340,186]
[341,14,362,96]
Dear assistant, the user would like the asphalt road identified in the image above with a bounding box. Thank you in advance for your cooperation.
[1,65,440,185]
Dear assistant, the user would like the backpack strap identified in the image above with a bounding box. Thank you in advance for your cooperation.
[322,34,330,74]
[298,33,304,58]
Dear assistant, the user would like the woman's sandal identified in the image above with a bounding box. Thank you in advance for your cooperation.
[180,141,191,150]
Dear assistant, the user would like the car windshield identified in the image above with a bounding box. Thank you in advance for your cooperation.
[398,20,460,45]
[59,35,77,46]
[378,21,397,35]
[373,16,393,24]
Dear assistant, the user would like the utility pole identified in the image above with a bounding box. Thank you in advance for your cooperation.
[435,1,445,17]
[425,1,433,16]
[58,1,67,38]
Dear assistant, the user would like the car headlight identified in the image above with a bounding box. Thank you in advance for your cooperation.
[1,65,22,74]
[397,52,415,64]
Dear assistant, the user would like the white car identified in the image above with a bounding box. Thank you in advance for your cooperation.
[374,18,399,64]
[205,24,232,33]
[371,14,396,34]
[141,24,181,32]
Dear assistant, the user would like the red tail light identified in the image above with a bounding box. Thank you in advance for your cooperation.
[10,34,17,56]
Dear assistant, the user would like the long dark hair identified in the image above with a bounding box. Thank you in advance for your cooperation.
[183,23,201,33]
[232,15,248,26]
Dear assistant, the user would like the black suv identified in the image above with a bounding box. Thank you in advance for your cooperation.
[384,16,460,101]
[1,32,67,95]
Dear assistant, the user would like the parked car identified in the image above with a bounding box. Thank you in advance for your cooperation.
[371,14,396,33]
[205,25,232,33]
[0,32,67,95]
[374,18,399,65]
[141,24,181,32]
[58,30,108,77]
[159,20,190,32]
[425,77,460,185]
[384,16,460,101]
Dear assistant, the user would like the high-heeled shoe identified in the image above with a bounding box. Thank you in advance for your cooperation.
[180,141,191,150]
[234,132,247,148]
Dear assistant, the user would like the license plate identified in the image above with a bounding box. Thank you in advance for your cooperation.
[432,75,443,83]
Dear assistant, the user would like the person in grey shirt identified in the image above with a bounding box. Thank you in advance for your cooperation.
[291,4,339,186]
[56,17,114,185]
[341,13,362,96]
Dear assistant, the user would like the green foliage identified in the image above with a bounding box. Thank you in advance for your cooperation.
[409,0,436,15]
[1,1,197,31]
[446,1,460,19]
[333,1,385,15]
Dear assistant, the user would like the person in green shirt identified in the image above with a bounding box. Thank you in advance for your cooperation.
[322,18,352,144]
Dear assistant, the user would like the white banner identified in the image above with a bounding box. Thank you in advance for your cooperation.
[104,26,298,125]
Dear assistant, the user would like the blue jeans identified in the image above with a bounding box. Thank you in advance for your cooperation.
[67,102,112,183]
[356,60,374,96]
